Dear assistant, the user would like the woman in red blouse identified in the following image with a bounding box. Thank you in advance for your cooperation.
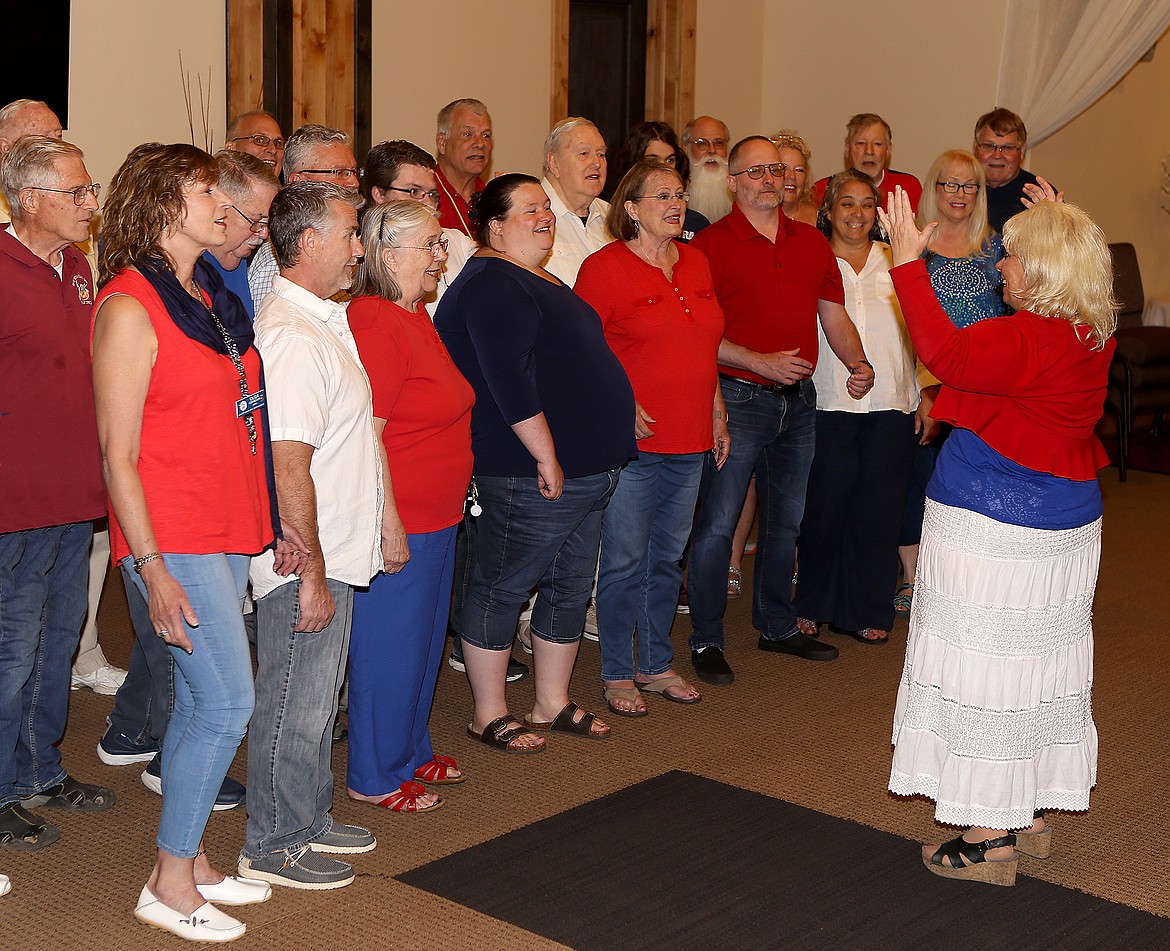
[576,162,729,717]
[346,200,474,812]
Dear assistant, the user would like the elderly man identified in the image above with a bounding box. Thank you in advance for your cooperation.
[434,99,492,237]
[541,117,612,287]
[974,107,1055,234]
[224,110,285,176]
[248,124,361,305]
[812,114,922,212]
[240,181,382,890]
[683,115,733,223]
[688,136,875,685]
[0,136,114,859]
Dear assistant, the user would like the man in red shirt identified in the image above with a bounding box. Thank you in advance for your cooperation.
[1,136,114,856]
[688,136,875,685]
[434,98,492,237]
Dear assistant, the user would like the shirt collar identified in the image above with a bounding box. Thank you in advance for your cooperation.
[271,274,348,323]
[542,177,605,225]
[724,203,797,243]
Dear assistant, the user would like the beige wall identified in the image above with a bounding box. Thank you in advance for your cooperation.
[1031,25,1170,299]
[693,0,765,145]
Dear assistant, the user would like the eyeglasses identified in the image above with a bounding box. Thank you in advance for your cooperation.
[26,183,101,205]
[691,137,727,151]
[731,164,784,180]
[384,185,441,206]
[935,180,980,194]
[230,204,269,232]
[299,167,361,181]
[632,191,689,203]
[230,133,285,150]
[392,236,449,256]
[974,141,1021,157]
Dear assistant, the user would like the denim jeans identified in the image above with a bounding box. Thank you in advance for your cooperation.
[243,577,353,860]
[348,526,456,796]
[122,554,254,857]
[106,565,175,749]
[460,470,618,650]
[597,451,704,680]
[688,378,817,650]
[0,522,92,805]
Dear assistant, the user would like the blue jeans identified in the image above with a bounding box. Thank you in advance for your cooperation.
[597,451,704,680]
[0,522,92,805]
[243,577,353,860]
[122,554,254,857]
[689,378,817,650]
[348,526,456,796]
[460,470,618,650]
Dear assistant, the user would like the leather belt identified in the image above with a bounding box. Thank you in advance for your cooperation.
[718,372,800,396]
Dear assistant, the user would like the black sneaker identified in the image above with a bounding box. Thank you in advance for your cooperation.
[141,754,245,811]
[97,729,159,766]
[448,652,529,682]
[691,646,734,685]
[757,632,838,662]
[238,847,354,890]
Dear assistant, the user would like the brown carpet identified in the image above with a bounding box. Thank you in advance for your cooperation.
[2,467,1167,950]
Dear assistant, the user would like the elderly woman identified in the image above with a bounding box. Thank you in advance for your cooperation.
[895,149,1007,619]
[813,113,922,213]
[880,187,1115,885]
[771,130,818,225]
[792,170,918,645]
[94,143,283,940]
[540,117,613,286]
[435,174,636,750]
[576,162,728,717]
[345,200,474,812]
[610,121,710,241]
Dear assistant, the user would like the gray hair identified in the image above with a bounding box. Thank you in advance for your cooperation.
[543,117,600,175]
[437,98,488,136]
[0,135,84,218]
[214,149,280,201]
[268,181,361,269]
[0,99,49,139]
[681,116,730,146]
[353,200,438,302]
[281,124,351,183]
[225,109,279,141]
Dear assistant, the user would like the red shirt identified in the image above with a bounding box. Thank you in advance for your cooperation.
[892,260,1114,479]
[0,231,105,532]
[435,165,484,238]
[813,168,923,214]
[97,270,274,560]
[348,296,474,533]
[575,242,724,453]
[690,205,844,383]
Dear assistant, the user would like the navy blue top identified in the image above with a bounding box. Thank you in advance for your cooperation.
[202,252,255,321]
[434,257,636,479]
[985,169,1053,236]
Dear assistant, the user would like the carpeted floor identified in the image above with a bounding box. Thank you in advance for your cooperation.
[2,466,1167,950]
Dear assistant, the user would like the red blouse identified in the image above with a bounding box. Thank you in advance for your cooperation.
[575,241,724,453]
[891,260,1114,479]
[348,296,474,533]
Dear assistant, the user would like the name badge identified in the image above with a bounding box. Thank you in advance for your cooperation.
[236,390,266,417]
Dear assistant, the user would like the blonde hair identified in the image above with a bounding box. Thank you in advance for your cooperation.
[770,129,813,205]
[918,149,991,260]
[1001,202,1117,350]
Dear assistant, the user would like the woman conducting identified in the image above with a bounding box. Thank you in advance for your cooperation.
[94,143,285,940]
[435,174,636,751]
[345,201,474,812]
[880,187,1115,885]
[576,162,728,717]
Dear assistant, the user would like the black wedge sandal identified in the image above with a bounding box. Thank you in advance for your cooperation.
[924,832,1018,886]
[1015,809,1052,859]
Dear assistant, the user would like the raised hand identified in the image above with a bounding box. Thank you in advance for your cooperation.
[876,186,936,267]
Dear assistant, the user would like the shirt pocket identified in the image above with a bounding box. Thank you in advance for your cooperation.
[629,293,674,329]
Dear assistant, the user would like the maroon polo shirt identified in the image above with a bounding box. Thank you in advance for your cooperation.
[690,204,844,384]
[0,229,105,533]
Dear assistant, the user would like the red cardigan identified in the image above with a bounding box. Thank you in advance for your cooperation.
[891,260,1114,479]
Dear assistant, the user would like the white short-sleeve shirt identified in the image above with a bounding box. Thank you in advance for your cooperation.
[540,177,612,287]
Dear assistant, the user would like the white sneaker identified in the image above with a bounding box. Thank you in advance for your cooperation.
[0,873,11,897]
[517,620,533,654]
[583,601,599,642]
[71,664,128,696]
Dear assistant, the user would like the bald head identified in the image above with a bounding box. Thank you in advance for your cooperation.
[0,100,64,153]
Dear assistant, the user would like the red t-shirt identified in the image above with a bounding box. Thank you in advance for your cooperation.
[97,270,273,561]
[0,232,105,532]
[435,165,484,238]
[813,168,923,214]
[348,296,474,533]
[690,205,844,383]
[575,242,724,453]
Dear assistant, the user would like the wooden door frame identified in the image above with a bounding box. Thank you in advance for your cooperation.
[550,0,695,132]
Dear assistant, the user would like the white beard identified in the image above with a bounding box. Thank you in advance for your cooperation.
[688,157,733,223]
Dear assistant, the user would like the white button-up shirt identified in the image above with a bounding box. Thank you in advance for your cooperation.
[540,177,612,287]
[250,275,383,596]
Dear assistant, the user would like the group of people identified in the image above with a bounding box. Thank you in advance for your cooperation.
[0,89,1115,935]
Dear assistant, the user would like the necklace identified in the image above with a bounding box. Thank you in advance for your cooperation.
[436,169,473,237]
[190,279,258,455]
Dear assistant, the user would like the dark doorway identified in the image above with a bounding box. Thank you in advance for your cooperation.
[2,0,70,127]
[568,0,647,167]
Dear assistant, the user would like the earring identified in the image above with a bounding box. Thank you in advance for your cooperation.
[632,219,640,235]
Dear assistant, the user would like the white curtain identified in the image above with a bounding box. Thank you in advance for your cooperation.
[995,0,1170,144]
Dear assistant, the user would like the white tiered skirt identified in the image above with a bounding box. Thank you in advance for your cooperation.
[888,499,1099,830]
